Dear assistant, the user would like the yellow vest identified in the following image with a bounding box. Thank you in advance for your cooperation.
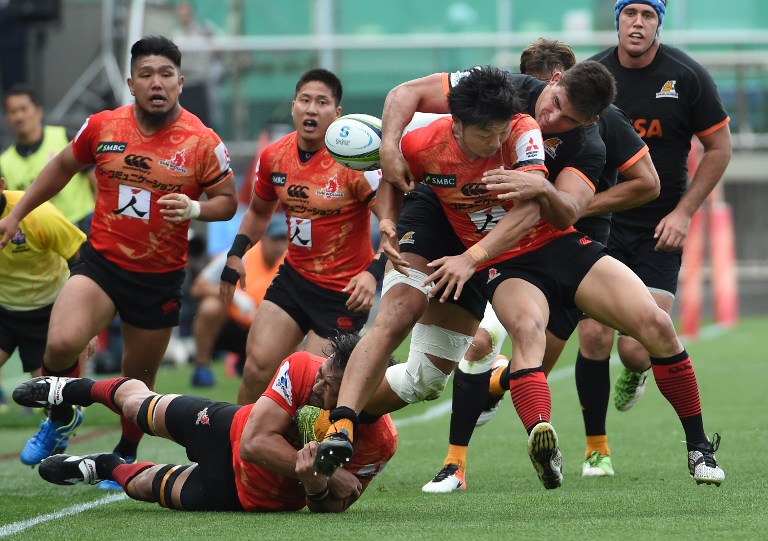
[0,125,95,223]
[0,191,86,310]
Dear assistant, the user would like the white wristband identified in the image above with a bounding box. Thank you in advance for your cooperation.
[188,199,201,220]
[176,194,201,221]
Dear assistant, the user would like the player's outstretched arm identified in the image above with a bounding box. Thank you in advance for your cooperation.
[381,73,447,192]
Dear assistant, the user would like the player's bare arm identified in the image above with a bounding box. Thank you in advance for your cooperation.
[239,396,301,477]
[342,269,377,313]
[655,125,732,252]
[375,180,409,273]
[381,73,448,192]
[584,152,660,216]
[220,194,279,304]
[483,167,588,229]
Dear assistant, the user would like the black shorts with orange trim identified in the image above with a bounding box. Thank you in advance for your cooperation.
[479,232,608,312]
[396,183,486,321]
[608,222,682,296]
[70,242,184,329]
[0,304,52,373]
[263,260,369,337]
[161,395,244,511]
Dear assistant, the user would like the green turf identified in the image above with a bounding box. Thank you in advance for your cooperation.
[1,318,766,540]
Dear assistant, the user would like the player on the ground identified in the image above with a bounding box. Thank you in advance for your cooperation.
[220,68,385,405]
[13,333,397,513]
[0,36,238,471]
[423,38,660,492]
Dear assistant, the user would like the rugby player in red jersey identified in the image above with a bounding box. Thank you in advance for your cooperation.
[0,36,237,470]
[220,68,385,405]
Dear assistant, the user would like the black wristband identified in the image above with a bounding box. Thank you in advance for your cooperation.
[366,254,387,282]
[227,234,251,258]
[220,265,239,286]
[305,486,330,502]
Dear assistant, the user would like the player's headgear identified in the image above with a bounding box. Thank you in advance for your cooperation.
[614,0,666,30]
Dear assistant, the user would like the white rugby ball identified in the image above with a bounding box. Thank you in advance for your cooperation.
[325,114,382,171]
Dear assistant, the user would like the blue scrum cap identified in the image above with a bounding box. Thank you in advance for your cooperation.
[615,0,666,30]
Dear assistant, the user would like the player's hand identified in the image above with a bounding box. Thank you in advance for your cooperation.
[219,256,246,305]
[158,193,201,223]
[327,464,362,500]
[296,441,328,492]
[0,214,20,251]
[482,167,543,201]
[379,219,409,276]
[342,271,377,312]
[654,209,690,252]
[425,253,477,303]
[380,146,416,193]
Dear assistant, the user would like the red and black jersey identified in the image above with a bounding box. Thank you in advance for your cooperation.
[252,132,378,291]
[71,105,232,272]
[590,44,730,228]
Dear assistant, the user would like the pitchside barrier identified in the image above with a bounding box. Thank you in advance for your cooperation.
[679,139,739,338]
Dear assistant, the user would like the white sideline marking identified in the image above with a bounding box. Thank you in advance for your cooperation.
[0,493,128,538]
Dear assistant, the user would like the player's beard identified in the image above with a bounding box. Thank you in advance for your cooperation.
[136,104,178,131]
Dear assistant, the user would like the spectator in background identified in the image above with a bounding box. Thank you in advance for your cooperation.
[189,214,288,387]
[1,84,96,234]
[0,84,96,411]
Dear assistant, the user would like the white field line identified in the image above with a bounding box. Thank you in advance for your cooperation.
[0,493,128,538]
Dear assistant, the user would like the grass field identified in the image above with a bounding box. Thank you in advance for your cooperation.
[1,317,766,540]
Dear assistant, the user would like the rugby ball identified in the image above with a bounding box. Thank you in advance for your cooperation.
[325,114,382,171]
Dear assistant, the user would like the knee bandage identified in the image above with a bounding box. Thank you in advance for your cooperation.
[386,323,473,403]
[381,268,433,298]
[459,304,508,374]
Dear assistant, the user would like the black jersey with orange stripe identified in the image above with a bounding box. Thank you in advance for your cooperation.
[590,44,729,228]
